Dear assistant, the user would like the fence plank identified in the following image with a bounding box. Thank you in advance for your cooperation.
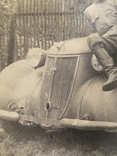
[0,0,93,71]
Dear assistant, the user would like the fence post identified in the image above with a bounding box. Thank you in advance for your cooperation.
[7,1,18,65]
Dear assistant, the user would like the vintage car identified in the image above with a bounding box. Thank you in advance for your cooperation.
[1,36,117,134]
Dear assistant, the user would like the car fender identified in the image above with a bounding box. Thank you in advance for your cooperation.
[0,59,43,111]
[77,76,117,122]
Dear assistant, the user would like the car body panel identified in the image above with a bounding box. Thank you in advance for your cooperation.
[1,37,117,132]
[48,37,90,54]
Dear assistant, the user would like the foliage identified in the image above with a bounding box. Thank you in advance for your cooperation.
[0,0,93,71]
[0,0,17,71]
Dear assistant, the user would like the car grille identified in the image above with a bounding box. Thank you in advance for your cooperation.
[39,54,79,119]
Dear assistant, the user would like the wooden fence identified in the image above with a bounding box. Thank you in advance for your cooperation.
[0,0,93,71]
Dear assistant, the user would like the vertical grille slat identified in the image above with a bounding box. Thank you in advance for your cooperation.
[40,57,55,117]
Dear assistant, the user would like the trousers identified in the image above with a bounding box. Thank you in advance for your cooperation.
[87,33,117,62]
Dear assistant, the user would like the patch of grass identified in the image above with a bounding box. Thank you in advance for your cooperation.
[0,129,117,156]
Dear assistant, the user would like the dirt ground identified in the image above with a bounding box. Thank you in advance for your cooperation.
[1,126,117,156]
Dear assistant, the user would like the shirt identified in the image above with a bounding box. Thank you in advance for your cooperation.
[84,0,117,36]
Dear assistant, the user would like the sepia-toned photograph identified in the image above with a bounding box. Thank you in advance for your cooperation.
[0,0,117,155]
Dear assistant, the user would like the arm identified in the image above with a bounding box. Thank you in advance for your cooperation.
[84,8,96,33]
[102,24,117,38]
[102,0,117,38]
[102,25,117,38]
[87,18,97,33]
[114,0,117,9]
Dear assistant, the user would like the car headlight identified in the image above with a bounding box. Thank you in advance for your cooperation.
[26,48,46,68]
[91,54,103,72]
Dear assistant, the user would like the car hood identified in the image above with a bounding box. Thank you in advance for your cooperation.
[48,36,91,55]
